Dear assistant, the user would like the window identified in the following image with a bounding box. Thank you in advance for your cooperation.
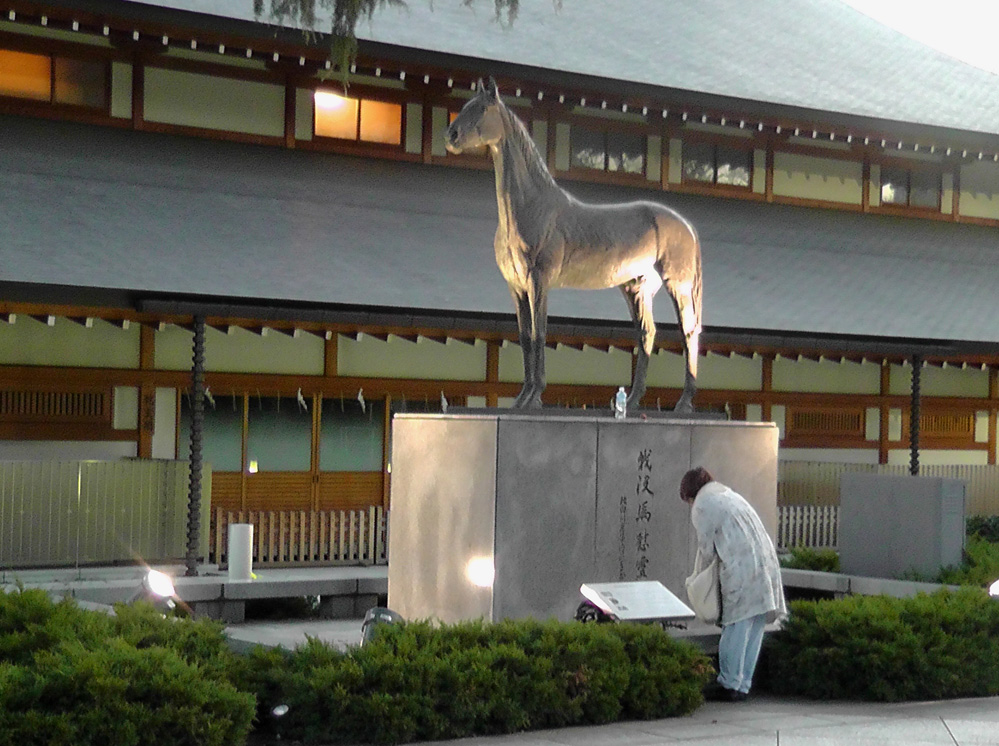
[682,141,751,187]
[314,90,402,145]
[0,48,107,108]
[881,165,941,209]
[570,125,644,174]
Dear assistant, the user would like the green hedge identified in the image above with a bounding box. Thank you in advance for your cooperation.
[780,546,840,573]
[762,588,999,701]
[0,588,254,746]
[245,618,712,744]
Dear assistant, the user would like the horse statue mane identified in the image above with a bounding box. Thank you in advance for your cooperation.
[446,77,703,413]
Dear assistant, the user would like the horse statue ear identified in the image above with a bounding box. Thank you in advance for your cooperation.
[476,77,486,93]
[486,76,499,99]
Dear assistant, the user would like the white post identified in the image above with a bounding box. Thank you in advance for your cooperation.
[228,523,253,581]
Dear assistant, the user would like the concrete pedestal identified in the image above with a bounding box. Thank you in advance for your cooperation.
[388,413,778,624]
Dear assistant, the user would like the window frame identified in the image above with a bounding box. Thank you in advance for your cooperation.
[876,159,944,213]
[0,41,111,114]
[678,134,754,192]
[311,83,409,151]
[562,113,651,182]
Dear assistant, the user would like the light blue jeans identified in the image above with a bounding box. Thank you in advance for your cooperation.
[717,612,767,693]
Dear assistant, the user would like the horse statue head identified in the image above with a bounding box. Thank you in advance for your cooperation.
[446,78,505,155]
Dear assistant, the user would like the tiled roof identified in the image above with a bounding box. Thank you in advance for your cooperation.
[4,114,999,349]
[127,0,999,138]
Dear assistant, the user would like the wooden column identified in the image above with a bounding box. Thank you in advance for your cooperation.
[284,78,297,149]
[310,392,321,511]
[878,361,890,464]
[382,394,392,509]
[137,324,155,458]
[761,355,773,423]
[131,53,144,130]
[485,341,500,407]
[989,367,998,466]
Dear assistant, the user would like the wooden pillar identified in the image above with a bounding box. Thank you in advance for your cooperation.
[240,393,249,512]
[131,53,144,130]
[485,341,500,407]
[989,367,998,466]
[761,355,773,423]
[137,325,155,458]
[284,78,297,149]
[878,361,890,465]
[382,394,392,509]
[310,392,321,511]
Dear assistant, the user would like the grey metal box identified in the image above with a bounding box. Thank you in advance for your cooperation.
[839,474,966,579]
[388,413,778,623]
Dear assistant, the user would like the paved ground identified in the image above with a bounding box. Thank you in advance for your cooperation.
[229,618,999,745]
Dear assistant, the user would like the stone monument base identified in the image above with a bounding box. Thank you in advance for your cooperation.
[388,412,778,624]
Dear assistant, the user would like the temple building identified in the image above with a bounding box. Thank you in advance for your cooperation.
[3,0,999,529]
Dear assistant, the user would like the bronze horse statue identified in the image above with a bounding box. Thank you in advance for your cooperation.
[446,78,703,412]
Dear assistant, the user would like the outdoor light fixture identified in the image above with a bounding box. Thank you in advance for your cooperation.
[465,557,494,588]
[361,607,404,645]
[129,569,177,614]
[989,578,999,597]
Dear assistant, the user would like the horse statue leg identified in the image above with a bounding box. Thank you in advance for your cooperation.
[667,284,700,413]
[510,285,546,408]
[620,278,656,410]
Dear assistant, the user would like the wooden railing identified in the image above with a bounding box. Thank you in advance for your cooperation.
[210,507,388,567]
[777,504,838,551]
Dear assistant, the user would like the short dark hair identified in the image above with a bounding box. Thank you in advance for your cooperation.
[680,467,714,502]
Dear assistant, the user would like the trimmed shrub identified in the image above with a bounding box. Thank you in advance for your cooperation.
[967,514,999,544]
[762,588,999,701]
[937,536,999,587]
[780,546,840,573]
[0,588,254,746]
[246,617,712,744]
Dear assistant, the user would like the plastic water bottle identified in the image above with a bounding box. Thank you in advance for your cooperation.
[613,386,627,419]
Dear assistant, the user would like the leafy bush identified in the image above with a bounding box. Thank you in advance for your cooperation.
[762,588,999,701]
[780,546,840,573]
[246,617,712,744]
[967,514,999,543]
[0,588,254,746]
[936,536,999,587]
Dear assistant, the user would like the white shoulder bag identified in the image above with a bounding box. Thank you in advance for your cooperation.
[685,547,721,625]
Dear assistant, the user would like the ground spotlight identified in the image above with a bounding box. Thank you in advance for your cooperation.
[129,569,177,613]
[361,606,404,645]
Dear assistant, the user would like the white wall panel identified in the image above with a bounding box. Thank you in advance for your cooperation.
[145,67,284,137]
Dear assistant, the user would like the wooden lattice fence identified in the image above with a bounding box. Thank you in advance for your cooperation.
[210,507,388,567]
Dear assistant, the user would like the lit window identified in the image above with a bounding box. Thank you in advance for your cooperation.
[0,49,51,100]
[881,165,941,209]
[682,141,751,187]
[314,90,401,145]
[571,125,644,174]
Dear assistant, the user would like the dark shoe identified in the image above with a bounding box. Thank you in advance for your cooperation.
[704,682,747,702]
